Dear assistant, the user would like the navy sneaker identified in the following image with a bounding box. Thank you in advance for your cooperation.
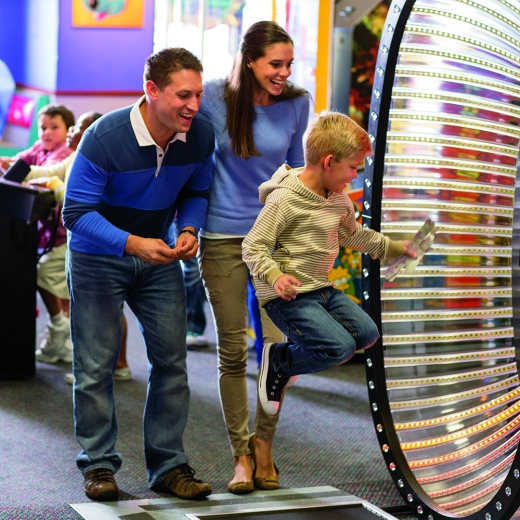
[258,343,291,415]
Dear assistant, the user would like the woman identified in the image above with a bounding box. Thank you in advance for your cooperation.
[198,21,311,494]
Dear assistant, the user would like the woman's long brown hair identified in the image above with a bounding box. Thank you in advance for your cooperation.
[224,21,307,160]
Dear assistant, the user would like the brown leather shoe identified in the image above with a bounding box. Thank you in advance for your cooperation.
[228,479,254,494]
[84,468,119,501]
[151,464,212,500]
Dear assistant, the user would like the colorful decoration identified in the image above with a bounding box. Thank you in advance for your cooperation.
[349,0,391,129]
[72,0,144,28]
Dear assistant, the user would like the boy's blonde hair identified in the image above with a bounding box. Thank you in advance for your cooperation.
[303,110,373,165]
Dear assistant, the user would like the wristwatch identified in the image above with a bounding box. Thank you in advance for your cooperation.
[178,229,198,239]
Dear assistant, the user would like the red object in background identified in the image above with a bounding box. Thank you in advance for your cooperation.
[6,94,36,129]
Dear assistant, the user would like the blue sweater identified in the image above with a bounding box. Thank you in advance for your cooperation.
[63,103,214,257]
[199,78,311,236]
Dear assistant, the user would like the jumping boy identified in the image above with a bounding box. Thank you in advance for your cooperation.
[242,110,416,415]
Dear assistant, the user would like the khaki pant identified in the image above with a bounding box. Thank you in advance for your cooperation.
[199,237,283,456]
[38,242,69,299]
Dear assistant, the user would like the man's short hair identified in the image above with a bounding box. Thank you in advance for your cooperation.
[303,110,373,165]
[37,103,75,129]
[144,48,203,90]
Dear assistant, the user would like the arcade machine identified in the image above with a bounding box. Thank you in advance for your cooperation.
[361,0,520,520]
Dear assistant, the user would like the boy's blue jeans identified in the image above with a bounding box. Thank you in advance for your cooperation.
[264,286,380,376]
[67,250,190,487]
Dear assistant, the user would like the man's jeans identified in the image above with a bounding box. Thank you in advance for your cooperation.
[264,287,380,376]
[67,250,189,487]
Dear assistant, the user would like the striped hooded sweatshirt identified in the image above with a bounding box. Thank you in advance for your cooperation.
[243,164,396,303]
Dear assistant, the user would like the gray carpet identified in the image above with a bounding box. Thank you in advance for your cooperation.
[0,300,409,520]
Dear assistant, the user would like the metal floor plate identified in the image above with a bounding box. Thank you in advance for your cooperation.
[70,486,399,520]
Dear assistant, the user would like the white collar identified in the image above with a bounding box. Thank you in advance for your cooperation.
[130,95,187,149]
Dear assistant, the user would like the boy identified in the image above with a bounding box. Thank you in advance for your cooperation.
[15,105,75,359]
[0,104,75,363]
[242,110,415,415]
[0,104,74,171]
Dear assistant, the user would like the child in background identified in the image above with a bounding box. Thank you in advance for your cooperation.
[242,111,416,415]
[27,111,132,378]
[16,110,85,365]
[0,104,75,171]
[1,103,75,363]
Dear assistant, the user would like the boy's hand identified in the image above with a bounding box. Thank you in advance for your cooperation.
[274,275,302,301]
[402,240,417,259]
[384,219,437,281]
[386,239,417,259]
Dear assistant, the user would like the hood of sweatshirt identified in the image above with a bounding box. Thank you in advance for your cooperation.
[258,164,330,204]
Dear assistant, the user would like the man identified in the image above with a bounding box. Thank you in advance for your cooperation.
[63,48,214,502]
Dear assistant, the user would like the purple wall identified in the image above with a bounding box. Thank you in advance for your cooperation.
[0,0,28,83]
[0,0,153,93]
[56,0,154,93]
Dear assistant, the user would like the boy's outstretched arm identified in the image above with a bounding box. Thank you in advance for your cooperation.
[338,220,416,261]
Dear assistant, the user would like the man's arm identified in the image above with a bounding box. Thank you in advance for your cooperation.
[173,122,215,261]
[62,146,131,257]
[176,122,214,234]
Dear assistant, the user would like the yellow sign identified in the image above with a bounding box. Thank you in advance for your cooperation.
[72,0,144,28]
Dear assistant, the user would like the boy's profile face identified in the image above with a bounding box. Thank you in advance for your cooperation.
[324,149,366,194]
[38,114,68,152]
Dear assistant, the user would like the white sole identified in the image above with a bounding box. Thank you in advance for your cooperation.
[258,343,279,415]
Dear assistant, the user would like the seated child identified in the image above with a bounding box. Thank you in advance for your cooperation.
[242,110,416,415]
[0,103,75,171]
[27,111,132,380]
[0,104,75,363]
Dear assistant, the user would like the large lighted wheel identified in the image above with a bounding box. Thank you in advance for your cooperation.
[362,1,520,519]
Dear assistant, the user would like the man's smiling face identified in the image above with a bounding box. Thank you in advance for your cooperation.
[153,69,203,134]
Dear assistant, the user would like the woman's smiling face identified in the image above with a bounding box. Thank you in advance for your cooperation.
[249,42,294,104]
